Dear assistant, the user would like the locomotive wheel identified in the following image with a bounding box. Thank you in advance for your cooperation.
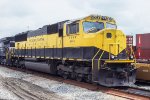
[71,72,76,79]
[9,63,13,67]
[63,74,68,79]
[86,75,92,83]
[76,74,83,82]
[76,77,82,82]
[63,72,68,79]
[21,64,25,69]
[57,69,63,76]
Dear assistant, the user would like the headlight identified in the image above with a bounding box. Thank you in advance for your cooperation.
[130,55,133,59]
[111,55,115,59]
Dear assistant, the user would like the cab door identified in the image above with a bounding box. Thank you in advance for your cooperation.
[65,22,79,46]
[57,26,63,58]
[63,22,81,59]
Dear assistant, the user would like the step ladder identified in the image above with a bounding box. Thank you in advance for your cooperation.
[92,50,104,82]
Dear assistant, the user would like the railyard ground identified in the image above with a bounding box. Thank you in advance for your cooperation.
[0,65,130,100]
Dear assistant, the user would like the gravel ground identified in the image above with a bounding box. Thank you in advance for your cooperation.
[0,76,65,100]
[0,66,128,100]
[131,83,150,90]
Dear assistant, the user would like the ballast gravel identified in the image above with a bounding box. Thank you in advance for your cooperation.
[0,66,129,100]
[131,84,150,91]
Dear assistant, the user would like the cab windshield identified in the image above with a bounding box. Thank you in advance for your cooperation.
[83,22,104,33]
[106,23,117,29]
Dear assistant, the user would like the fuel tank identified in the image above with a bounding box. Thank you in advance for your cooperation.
[25,61,51,73]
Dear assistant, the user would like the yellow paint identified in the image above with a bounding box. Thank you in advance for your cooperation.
[92,49,101,70]
[105,60,135,63]
[98,51,105,70]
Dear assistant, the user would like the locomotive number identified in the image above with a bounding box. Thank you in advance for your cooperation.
[91,16,101,20]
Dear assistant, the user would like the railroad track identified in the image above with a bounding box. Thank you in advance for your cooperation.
[1,65,150,100]
[113,87,150,100]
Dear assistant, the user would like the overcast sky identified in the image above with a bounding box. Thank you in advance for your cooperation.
[0,0,150,38]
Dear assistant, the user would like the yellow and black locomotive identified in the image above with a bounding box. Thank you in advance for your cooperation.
[1,15,136,86]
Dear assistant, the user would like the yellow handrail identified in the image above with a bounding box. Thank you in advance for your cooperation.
[98,51,104,70]
[92,49,100,70]
[130,45,136,63]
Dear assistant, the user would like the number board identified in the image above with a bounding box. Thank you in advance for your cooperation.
[90,15,115,22]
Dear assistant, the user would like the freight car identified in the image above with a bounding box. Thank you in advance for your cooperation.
[136,33,150,61]
[135,63,150,82]
[126,35,133,46]
[135,33,150,82]
[0,37,15,65]
[126,35,134,56]
[0,15,136,87]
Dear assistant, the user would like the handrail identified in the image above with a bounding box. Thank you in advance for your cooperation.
[126,44,136,63]
[130,45,136,63]
[92,49,100,70]
[98,51,104,70]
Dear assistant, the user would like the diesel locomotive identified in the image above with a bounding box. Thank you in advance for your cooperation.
[0,15,136,87]
[0,37,15,65]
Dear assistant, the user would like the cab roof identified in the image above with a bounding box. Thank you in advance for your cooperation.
[66,14,116,24]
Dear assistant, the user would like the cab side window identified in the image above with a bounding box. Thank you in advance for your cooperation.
[66,23,79,34]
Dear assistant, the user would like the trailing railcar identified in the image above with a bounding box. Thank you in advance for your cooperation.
[0,37,15,65]
[0,38,5,64]
[135,33,150,82]
[135,63,150,82]
[1,15,136,87]
[136,33,150,60]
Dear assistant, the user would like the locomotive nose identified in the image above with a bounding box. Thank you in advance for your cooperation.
[102,29,126,56]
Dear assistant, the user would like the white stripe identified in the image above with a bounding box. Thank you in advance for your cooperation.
[139,35,141,44]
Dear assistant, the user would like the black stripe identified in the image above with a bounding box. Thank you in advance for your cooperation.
[14,47,109,59]
[15,47,127,59]
[14,47,128,60]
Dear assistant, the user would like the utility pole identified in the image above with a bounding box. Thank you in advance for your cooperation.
[27,26,29,31]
